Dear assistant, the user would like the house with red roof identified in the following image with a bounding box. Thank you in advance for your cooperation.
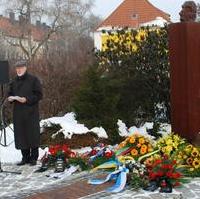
[94,0,170,50]
[0,12,52,59]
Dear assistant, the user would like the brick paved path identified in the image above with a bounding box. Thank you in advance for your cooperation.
[27,176,113,199]
[0,164,106,199]
[26,177,200,199]
[1,164,200,199]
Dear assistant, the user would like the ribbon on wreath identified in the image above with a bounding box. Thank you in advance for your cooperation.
[88,166,129,193]
[91,160,119,172]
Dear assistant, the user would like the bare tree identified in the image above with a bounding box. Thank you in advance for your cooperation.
[197,3,200,22]
[0,0,93,63]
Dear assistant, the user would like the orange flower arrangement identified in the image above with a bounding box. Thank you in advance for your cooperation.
[115,133,154,160]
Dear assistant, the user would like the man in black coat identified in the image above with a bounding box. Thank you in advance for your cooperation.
[8,60,43,166]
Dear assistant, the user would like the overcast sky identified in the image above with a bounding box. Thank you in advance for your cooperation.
[93,0,200,22]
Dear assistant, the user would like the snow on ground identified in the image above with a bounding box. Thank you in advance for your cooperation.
[1,163,199,199]
[0,163,89,199]
[1,112,107,163]
[0,125,22,163]
[40,112,108,139]
[0,112,171,163]
[117,119,171,139]
[0,124,47,163]
[0,112,107,163]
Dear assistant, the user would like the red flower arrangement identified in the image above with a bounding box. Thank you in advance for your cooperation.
[49,144,76,158]
[40,144,76,167]
[146,155,183,188]
[89,147,114,159]
[86,145,115,168]
[48,144,76,159]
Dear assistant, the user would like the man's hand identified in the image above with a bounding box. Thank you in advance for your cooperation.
[8,96,15,102]
[17,97,27,104]
[7,96,27,103]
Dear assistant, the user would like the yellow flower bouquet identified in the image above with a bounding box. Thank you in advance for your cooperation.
[155,133,200,176]
[115,133,154,160]
[156,133,186,155]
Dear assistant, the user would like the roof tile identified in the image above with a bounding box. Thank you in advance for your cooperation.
[97,0,170,29]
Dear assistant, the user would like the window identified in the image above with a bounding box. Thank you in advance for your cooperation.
[132,13,138,19]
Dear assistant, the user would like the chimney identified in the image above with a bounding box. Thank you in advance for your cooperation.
[9,12,15,23]
[19,15,26,24]
[36,20,41,27]
[42,22,47,29]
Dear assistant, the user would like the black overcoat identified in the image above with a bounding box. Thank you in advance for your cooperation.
[9,72,42,149]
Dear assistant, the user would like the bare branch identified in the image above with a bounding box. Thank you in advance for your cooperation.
[0,0,94,62]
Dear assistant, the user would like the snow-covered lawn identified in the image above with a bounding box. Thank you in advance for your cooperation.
[0,113,104,163]
[0,112,171,163]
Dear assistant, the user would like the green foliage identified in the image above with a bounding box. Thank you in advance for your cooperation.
[72,64,121,144]
[72,26,170,144]
[96,26,170,125]
[128,173,148,190]
[68,157,89,171]
[183,168,200,177]
[136,27,170,123]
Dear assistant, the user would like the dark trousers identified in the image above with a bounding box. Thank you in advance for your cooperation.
[21,147,39,162]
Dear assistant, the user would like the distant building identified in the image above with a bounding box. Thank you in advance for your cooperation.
[94,0,170,50]
[0,12,51,59]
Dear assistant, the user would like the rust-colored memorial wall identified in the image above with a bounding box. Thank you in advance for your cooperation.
[169,22,200,142]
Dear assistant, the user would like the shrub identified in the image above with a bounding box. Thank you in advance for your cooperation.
[72,26,170,144]
[96,26,170,125]
[72,64,122,144]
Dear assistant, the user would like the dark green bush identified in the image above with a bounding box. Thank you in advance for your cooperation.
[72,26,170,144]
[72,64,122,144]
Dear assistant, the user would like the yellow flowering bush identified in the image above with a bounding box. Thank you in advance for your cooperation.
[116,133,154,160]
[94,26,170,127]
[101,29,147,52]
[156,133,186,155]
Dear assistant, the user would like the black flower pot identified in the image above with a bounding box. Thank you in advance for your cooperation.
[159,179,172,193]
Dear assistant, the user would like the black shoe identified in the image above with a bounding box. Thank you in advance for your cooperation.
[143,180,159,192]
[34,167,48,173]
[17,160,29,166]
[29,160,37,166]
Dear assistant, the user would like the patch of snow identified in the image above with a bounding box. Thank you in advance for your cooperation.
[0,112,171,164]
[129,124,155,140]
[0,125,21,163]
[38,147,48,160]
[72,147,92,154]
[117,119,129,137]
[157,123,171,136]
[40,112,108,139]
[117,121,155,139]
[0,125,46,163]
[118,120,171,140]
[90,127,108,138]
[143,122,153,130]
